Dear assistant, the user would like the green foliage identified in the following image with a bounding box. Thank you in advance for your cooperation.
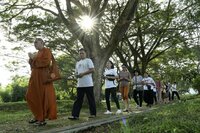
[10,76,28,102]
[150,45,198,92]
[0,89,12,102]
[192,75,200,94]
[107,95,200,133]
[0,101,28,111]
[56,90,70,100]
[11,84,27,102]
[53,54,77,99]
[120,117,131,133]
[1,0,200,103]
[0,75,28,102]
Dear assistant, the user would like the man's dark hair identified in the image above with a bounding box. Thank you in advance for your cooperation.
[79,48,86,52]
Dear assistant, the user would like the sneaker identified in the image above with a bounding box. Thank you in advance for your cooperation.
[68,116,79,120]
[116,109,122,114]
[104,110,112,115]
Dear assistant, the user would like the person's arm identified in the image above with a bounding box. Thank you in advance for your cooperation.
[105,75,118,80]
[78,68,94,78]
[118,71,125,82]
[149,78,156,86]
[105,69,118,80]
[124,72,131,82]
[78,59,94,78]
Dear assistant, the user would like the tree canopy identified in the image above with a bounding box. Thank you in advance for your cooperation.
[1,0,200,99]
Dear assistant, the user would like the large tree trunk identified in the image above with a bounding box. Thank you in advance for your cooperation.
[93,58,106,103]
[54,0,139,103]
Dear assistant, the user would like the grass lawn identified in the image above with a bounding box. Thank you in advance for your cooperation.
[82,95,200,133]
[0,95,199,133]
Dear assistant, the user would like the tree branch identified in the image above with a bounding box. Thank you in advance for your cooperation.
[105,0,139,55]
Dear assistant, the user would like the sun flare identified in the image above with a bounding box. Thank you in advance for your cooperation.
[78,15,95,31]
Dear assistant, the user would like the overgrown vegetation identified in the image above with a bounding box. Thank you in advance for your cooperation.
[192,75,200,94]
[85,95,200,133]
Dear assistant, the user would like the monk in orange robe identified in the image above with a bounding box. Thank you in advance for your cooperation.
[26,38,57,126]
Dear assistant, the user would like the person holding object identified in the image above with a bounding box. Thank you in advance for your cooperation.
[68,48,96,120]
[104,60,122,115]
[26,38,57,126]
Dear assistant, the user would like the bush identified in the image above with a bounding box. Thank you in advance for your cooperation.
[56,90,71,100]
[11,85,27,102]
[192,76,200,94]
[0,89,12,102]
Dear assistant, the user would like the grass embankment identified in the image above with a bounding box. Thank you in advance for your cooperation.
[83,95,200,133]
[0,95,199,133]
[0,99,114,133]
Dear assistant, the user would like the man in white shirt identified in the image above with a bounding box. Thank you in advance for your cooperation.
[68,48,96,120]
[171,82,180,100]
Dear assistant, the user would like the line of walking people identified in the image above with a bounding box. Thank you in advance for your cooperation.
[26,38,180,125]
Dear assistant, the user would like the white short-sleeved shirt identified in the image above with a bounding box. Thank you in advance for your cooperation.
[142,77,156,90]
[75,58,94,87]
[171,84,177,92]
[104,68,118,89]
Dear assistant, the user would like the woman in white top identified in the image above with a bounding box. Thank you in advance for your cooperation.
[142,72,156,107]
[104,60,121,114]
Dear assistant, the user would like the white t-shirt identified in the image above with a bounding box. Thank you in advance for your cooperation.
[104,68,118,89]
[171,84,177,92]
[75,58,94,87]
[142,77,156,90]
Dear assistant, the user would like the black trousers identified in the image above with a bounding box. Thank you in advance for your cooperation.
[172,91,180,100]
[133,90,143,107]
[105,87,120,111]
[153,91,157,104]
[143,89,154,105]
[72,87,96,117]
[168,91,172,101]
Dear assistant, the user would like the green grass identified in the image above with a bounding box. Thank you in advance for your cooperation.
[0,95,199,133]
[0,100,112,133]
[93,95,200,133]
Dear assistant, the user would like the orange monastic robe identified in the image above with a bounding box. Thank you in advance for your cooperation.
[26,47,57,121]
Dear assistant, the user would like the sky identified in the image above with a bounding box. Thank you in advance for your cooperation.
[0,29,35,87]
